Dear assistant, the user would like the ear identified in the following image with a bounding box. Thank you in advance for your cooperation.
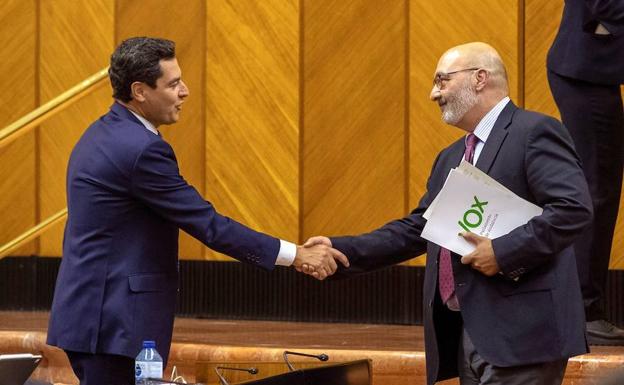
[474,69,489,91]
[130,81,147,102]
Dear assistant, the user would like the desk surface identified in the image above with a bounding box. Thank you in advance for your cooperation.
[0,311,422,351]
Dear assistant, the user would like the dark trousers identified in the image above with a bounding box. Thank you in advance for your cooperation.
[458,329,567,385]
[548,70,624,321]
[66,350,135,385]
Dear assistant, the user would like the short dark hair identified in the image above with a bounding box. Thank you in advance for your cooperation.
[109,37,176,102]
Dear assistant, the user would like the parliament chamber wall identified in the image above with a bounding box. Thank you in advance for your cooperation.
[1,0,622,325]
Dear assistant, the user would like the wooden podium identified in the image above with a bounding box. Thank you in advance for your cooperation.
[197,359,371,385]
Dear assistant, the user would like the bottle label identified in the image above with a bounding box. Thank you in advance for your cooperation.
[147,362,163,378]
[135,362,163,381]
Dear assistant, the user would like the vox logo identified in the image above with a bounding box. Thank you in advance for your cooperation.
[458,196,488,232]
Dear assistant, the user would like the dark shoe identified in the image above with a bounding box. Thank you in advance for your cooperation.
[586,320,624,346]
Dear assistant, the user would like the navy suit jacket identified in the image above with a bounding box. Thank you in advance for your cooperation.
[547,0,624,84]
[47,103,280,362]
[331,102,593,385]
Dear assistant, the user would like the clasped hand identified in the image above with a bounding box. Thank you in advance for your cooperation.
[292,236,348,280]
[459,231,500,276]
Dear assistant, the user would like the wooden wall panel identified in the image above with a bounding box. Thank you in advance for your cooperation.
[117,0,206,259]
[38,0,114,256]
[0,0,37,256]
[524,0,563,117]
[408,0,520,265]
[4,0,622,270]
[302,0,406,240]
[525,0,624,269]
[614,87,624,269]
[205,0,299,260]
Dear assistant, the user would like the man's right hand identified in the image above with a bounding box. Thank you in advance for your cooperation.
[292,240,349,280]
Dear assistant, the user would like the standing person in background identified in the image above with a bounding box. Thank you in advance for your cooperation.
[547,0,624,345]
[46,37,348,385]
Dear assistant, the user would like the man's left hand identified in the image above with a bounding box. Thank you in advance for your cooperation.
[459,232,500,276]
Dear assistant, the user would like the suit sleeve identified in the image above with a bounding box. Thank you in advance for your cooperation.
[130,139,280,270]
[583,0,624,36]
[492,117,593,278]
[329,155,441,277]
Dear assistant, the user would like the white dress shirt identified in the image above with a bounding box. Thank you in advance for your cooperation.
[470,96,510,163]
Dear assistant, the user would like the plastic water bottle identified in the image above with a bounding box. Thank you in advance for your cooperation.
[135,340,163,385]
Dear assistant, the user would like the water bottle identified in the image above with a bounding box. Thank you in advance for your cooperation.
[135,340,163,385]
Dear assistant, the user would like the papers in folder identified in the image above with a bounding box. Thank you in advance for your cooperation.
[421,160,542,256]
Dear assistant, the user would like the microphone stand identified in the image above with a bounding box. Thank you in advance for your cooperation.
[214,366,258,385]
[283,350,329,371]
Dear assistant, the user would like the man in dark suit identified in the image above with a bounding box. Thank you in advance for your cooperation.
[304,42,593,385]
[547,0,624,345]
[46,37,348,385]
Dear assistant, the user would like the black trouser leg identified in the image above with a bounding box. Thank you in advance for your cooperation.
[65,350,135,385]
[548,70,624,321]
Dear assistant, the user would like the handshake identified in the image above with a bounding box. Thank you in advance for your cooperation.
[292,236,348,280]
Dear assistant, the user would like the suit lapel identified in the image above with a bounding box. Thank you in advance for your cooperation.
[450,145,465,170]
[474,101,517,173]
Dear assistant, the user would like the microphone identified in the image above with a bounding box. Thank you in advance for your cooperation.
[214,366,258,385]
[146,379,205,385]
[283,350,329,371]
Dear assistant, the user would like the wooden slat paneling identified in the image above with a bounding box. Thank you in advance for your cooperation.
[524,0,563,117]
[615,86,624,268]
[117,0,206,259]
[302,0,406,240]
[38,0,114,256]
[0,1,37,256]
[7,0,622,270]
[205,0,299,260]
[525,0,624,269]
[408,0,520,265]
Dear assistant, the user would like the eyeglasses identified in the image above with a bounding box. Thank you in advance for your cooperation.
[433,67,480,89]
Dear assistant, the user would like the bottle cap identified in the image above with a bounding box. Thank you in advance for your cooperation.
[142,340,156,348]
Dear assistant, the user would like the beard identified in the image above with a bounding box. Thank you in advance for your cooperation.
[440,80,478,125]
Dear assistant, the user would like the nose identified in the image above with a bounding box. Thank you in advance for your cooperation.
[179,80,190,98]
[430,86,441,101]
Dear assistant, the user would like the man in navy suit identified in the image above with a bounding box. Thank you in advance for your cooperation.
[547,0,624,345]
[46,37,348,385]
[305,43,593,385]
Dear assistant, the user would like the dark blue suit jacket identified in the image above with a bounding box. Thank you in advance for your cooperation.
[547,0,624,84]
[330,102,593,385]
[47,103,280,362]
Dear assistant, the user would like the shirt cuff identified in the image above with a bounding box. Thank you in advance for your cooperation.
[275,240,297,266]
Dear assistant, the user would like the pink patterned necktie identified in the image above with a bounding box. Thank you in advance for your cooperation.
[438,133,479,306]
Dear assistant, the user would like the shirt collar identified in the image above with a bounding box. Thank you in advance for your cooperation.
[126,108,159,136]
[472,96,510,143]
